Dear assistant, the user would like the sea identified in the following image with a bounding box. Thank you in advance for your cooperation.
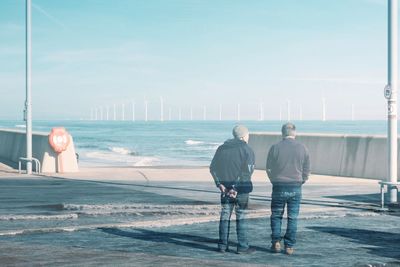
[0,120,388,167]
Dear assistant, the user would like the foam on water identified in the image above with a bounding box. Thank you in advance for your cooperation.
[0,214,78,221]
[300,211,381,220]
[185,140,205,145]
[63,203,221,216]
[109,146,136,156]
[84,150,159,166]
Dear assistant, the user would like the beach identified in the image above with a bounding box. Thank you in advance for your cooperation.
[1,164,399,267]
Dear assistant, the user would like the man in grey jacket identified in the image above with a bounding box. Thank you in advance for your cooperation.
[266,123,310,255]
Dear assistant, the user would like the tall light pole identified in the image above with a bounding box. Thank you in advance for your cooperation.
[387,0,398,204]
[25,0,32,174]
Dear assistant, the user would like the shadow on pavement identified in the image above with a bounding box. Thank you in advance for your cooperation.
[309,226,400,261]
[100,228,270,254]
[101,228,220,253]
[325,192,400,216]
[325,193,383,205]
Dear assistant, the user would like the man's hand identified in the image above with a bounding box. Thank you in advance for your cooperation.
[228,189,237,199]
[218,184,226,193]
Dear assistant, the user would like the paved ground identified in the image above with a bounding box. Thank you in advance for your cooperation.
[1,166,400,267]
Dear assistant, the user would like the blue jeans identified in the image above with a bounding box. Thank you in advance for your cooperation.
[270,186,301,248]
[218,193,249,250]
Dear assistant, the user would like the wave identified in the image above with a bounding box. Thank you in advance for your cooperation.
[62,203,220,217]
[0,213,78,221]
[0,216,222,237]
[14,124,26,128]
[109,146,137,156]
[133,157,158,166]
[185,140,205,145]
[84,151,159,166]
[185,140,220,151]
[300,211,380,220]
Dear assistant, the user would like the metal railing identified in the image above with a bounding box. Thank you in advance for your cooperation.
[18,157,41,174]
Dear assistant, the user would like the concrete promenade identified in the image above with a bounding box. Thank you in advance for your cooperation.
[1,165,400,266]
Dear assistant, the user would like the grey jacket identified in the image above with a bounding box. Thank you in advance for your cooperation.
[266,138,310,186]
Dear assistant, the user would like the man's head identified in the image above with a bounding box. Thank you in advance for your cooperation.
[281,123,296,138]
[232,125,249,143]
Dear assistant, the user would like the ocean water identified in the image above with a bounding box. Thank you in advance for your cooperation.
[0,120,387,166]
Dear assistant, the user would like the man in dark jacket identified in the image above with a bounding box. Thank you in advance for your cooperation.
[210,125,255,254]
[266,123,310,255]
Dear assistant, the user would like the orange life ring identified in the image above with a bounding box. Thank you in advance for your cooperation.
[49,128,70,153]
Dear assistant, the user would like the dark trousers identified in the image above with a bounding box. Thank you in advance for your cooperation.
[218,193,249,250]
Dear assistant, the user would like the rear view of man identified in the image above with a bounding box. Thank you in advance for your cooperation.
[210,125,255,254]
[266,123,310,255]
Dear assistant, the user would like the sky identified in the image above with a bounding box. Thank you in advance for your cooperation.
[0,0,392,120]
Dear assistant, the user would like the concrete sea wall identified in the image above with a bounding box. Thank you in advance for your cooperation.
[0,128,79,173]
[249,132,390,180]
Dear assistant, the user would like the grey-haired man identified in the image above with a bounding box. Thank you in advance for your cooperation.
[266,123,310,255]
[210,125,255,254]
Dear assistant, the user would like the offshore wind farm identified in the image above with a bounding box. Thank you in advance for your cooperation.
[88,97,359,122]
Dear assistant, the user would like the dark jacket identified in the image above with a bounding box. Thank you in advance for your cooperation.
[210,139,255,193]
[266,138,310,186]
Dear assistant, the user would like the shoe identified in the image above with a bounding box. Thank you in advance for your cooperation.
[271,242,281,253]
[236,247,256,254]
[285,247,294,255]
[217,247,228,253]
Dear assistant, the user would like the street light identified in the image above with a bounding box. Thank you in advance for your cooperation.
[387,0,398,204]
[25,0,32,174]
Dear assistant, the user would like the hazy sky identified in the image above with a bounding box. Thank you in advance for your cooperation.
[0,0,392,120]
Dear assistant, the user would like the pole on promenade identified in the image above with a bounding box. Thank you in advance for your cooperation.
[25,0,32,174]
[387,0,398,204]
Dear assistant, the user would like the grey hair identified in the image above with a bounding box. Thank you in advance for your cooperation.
[281,123,296,137]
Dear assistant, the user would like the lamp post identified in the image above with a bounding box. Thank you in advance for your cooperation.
[25,0,32,174]
[387,0,398,204]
